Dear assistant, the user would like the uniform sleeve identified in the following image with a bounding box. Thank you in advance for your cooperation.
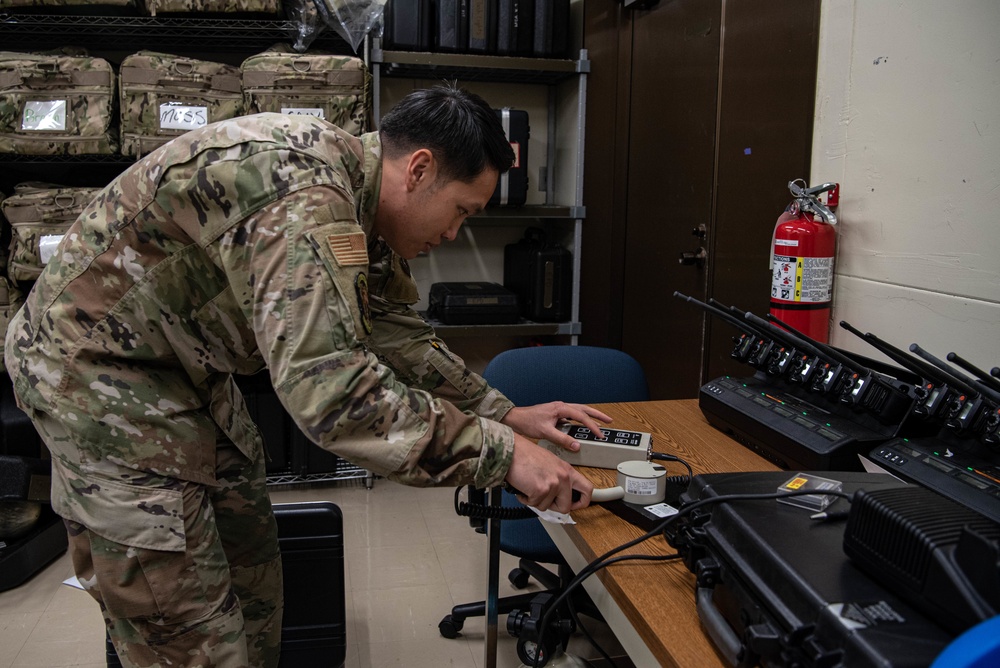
[362,245,515,421]
[210,185,514,489]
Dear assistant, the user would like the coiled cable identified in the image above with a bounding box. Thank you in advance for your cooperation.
[453,485,536,521]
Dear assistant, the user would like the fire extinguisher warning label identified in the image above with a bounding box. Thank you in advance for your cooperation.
[772,254,834,303]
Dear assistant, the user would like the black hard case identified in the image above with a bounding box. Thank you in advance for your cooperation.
[533,0,569,57]
[489,108,529,207]
[676,472,954,668]
[435,0,470,52]
[274,502,346,668]
[503,227,571,322]
[427,281,520,325]
[383,0,432,51]
[468,0,498,53]
[497,0,534,56]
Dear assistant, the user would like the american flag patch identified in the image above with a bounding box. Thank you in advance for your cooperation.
[327,232,368,266]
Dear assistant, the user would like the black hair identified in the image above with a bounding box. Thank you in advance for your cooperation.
[379,83,515,183]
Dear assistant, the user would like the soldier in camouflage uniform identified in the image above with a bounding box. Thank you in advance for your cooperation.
[5,84,607,667]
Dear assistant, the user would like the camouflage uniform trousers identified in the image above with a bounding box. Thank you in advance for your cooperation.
[46,428,284,668]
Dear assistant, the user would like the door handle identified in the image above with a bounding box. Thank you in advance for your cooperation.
[678,247,707,267]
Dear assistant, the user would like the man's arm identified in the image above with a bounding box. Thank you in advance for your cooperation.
[363,240,515,422]
[211,185,595,513]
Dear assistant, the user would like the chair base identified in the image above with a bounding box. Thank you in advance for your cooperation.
[438,559,603,640]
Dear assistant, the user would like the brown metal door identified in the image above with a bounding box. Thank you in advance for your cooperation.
[620,1,722,399]
[616,0,820,399]
[704,0,821,382]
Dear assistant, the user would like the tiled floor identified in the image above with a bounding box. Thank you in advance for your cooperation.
[1,481,632,667]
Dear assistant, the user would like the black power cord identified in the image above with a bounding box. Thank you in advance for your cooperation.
[528,488,855,668]
[649,451,694,481]
[453,485,536,522]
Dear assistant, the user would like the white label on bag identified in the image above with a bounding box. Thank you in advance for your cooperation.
[22,100,67,131]
[39,235,64,265]
[281,107,325,119]
[160,103,208,131]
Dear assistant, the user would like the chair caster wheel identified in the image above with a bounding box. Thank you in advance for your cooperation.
[509,567,531,589]
[438,615,464,639]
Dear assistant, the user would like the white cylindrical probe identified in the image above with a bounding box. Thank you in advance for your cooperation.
[591,460,668,505]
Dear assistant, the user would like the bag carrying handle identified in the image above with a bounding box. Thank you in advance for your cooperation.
[696,585,743,666]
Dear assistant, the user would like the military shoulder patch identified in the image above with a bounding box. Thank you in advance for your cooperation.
[327,232,368,266]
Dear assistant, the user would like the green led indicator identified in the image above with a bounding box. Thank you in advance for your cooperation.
[933,451,940,456]
[802,412,808,416]
[826,423,832,427]
[968,467,974,472]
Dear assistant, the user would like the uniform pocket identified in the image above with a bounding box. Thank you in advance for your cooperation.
[52,458,187,553]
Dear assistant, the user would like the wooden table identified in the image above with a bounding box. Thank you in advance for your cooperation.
[543,399,779,668]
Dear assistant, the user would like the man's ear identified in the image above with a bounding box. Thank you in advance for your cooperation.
[404,148,436,192]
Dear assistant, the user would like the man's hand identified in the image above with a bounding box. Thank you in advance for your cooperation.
[501,403,613,452]
[504,434,593,513]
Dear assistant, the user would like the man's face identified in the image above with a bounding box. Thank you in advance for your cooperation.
[377,150,498,260]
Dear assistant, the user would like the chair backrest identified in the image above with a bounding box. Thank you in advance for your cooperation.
[482,345,649,563]
[482,345,650,407]
[931,615,1000,668]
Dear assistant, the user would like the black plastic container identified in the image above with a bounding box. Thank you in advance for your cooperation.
[503,227,572,322]
[383,0,433,51]
[275,501,346,668]
[428,282,520,325]
[674,472,955,668]
[489,108,529,207]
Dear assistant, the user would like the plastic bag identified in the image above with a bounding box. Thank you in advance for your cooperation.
[286,0,327,52]
[313,0,387,54]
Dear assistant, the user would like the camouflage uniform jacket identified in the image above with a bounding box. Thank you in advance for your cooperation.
[6,113,516,505]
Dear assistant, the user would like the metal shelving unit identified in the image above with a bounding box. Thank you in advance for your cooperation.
[0,12,352,53]
[371,40,589,342]
[1,9,371,487]
[266,465,375,489]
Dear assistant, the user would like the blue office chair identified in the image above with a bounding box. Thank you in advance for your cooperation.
[438,346,649,641]
[931,615,1000,668]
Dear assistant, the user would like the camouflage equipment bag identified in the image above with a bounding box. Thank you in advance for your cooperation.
[0,51,117,155]
[120,51,245,158]
[241,44,370,135]
[2,182,101,285]
[143,0,281,16]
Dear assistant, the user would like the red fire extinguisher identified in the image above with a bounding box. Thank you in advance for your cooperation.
[769,180,840,344]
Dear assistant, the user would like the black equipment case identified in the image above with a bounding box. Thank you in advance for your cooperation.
[383,0,432,51]
[497,0,534,56]
[490,108,529,207]
[435,0,470,52]
[533,0,570,57]
[670,471,956,668]
[106,501,345,668]
[503,227,572,322]
[274,501,346,667]
[427,282,520,325]
[468,0,498,53]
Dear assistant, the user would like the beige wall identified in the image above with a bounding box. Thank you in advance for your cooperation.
[812,0,999,373]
